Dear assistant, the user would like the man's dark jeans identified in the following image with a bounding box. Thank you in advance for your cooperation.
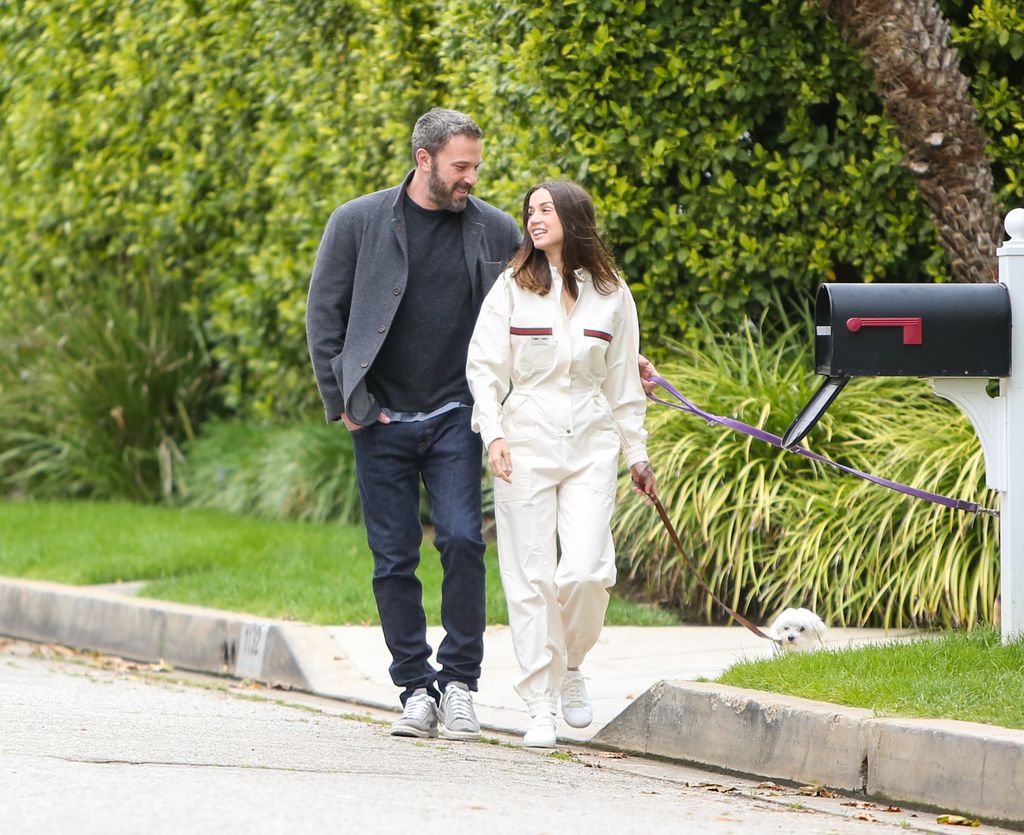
[351,407,486,704]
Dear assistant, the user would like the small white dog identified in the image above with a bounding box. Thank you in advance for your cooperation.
[768,607,827,654]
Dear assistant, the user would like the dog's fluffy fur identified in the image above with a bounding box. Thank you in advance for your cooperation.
[768,607,827,654]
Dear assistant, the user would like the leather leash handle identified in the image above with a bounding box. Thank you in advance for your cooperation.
[649,493,779,644]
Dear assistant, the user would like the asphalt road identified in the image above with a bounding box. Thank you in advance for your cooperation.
[0,640,1009,835]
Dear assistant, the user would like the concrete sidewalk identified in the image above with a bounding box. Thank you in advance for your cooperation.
[327,620,910,741]
[1,576,1022,828]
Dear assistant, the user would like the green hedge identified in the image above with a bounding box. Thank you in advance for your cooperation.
[0,0,433,418]
[444,0,1023,340]
[948,0,1024,201]
[1,0,1021,421]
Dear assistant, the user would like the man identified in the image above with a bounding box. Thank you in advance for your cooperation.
[306,108,520,740]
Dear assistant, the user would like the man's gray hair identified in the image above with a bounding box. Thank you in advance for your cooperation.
[411,107,483,162]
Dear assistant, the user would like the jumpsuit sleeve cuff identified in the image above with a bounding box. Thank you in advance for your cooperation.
[623,444,649,469]
[472,406,502,450]
[481,429,504,450]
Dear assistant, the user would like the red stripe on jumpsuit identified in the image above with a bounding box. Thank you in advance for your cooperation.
[510,326,554,336]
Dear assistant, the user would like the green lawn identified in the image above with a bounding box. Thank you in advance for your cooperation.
[7,501,1021,730]
[0,500,678,626]
[718,628,1024,731]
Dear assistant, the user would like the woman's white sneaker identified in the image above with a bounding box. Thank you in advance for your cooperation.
[560,671,593,728]
[523,713,557,748]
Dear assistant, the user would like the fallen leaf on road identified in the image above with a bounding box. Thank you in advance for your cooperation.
[101,655,171,674]
[695,783,737,794]
[796,785,837,798]
[756,782,785,791]
[936,814,981,827]
[852,813,877,822]
[128,660,166,671]
[842,801,877,809]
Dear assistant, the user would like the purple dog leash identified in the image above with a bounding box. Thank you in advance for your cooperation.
[648,375,997,517]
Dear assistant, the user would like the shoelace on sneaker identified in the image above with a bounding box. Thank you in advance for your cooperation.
[444,687,475,723]
[562,674,588,708]
[403,693,435,721]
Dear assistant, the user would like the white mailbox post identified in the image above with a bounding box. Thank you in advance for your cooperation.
[931,207,1024,643]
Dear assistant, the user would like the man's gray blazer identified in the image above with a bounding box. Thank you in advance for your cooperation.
[306,171,522,425]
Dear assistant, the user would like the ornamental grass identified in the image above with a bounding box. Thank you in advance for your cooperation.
[615,309,997,629]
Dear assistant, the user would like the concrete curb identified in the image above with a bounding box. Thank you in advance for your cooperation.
[592,679,1024,828]
[0,577,313,689]
[3,577,1022,827]
[593,680,872,791]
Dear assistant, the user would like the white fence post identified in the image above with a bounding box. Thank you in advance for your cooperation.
[997,208,1024,643]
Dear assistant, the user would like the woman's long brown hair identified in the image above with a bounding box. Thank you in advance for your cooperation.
[508,181,620,297]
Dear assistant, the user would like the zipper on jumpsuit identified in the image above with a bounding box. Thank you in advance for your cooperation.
[552,270,603,438]
[553,270,577,440]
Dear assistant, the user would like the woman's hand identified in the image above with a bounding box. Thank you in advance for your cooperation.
[629,461,656,504]
[488,438,513,483]
[638,353,659,395]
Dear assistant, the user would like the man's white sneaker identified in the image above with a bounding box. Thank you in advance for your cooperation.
[390,689,438,738]
[523,713,557,748]
[560,670,593,728]
[438,682,481,740]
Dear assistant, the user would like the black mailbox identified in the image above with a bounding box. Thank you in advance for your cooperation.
[784,282,1012,448]
[816,282,1011,378]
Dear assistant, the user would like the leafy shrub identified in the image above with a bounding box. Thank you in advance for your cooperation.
[947,0,1024,206]
[177,420,362,525]
[613,307,998,629]
[0,0,432,419]
[0,279,221,501]
[2,0,1021,423]
[444,0,1024,348]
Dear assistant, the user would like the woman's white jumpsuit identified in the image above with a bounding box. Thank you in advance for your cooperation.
[466,265,648,716]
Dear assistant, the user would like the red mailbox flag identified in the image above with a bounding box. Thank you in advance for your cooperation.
[846,317,923,345]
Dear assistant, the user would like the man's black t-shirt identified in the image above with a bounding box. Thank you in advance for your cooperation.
[366,197,476,413]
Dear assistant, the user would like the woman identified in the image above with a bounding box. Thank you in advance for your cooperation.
[466,181,656,748]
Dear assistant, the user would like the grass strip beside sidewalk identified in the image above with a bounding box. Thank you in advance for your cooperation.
[718,628,1024,731]
[0,500,678,626]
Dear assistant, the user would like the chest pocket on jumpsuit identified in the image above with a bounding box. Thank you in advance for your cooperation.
[509,322,557,370]
[580,324,620,438]
[581,324,614,378]
[502,320,556,442]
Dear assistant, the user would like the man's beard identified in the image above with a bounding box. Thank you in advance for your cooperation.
[427,162,470,212]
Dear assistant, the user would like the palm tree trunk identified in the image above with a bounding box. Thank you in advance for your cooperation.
[820,0,1001,283]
